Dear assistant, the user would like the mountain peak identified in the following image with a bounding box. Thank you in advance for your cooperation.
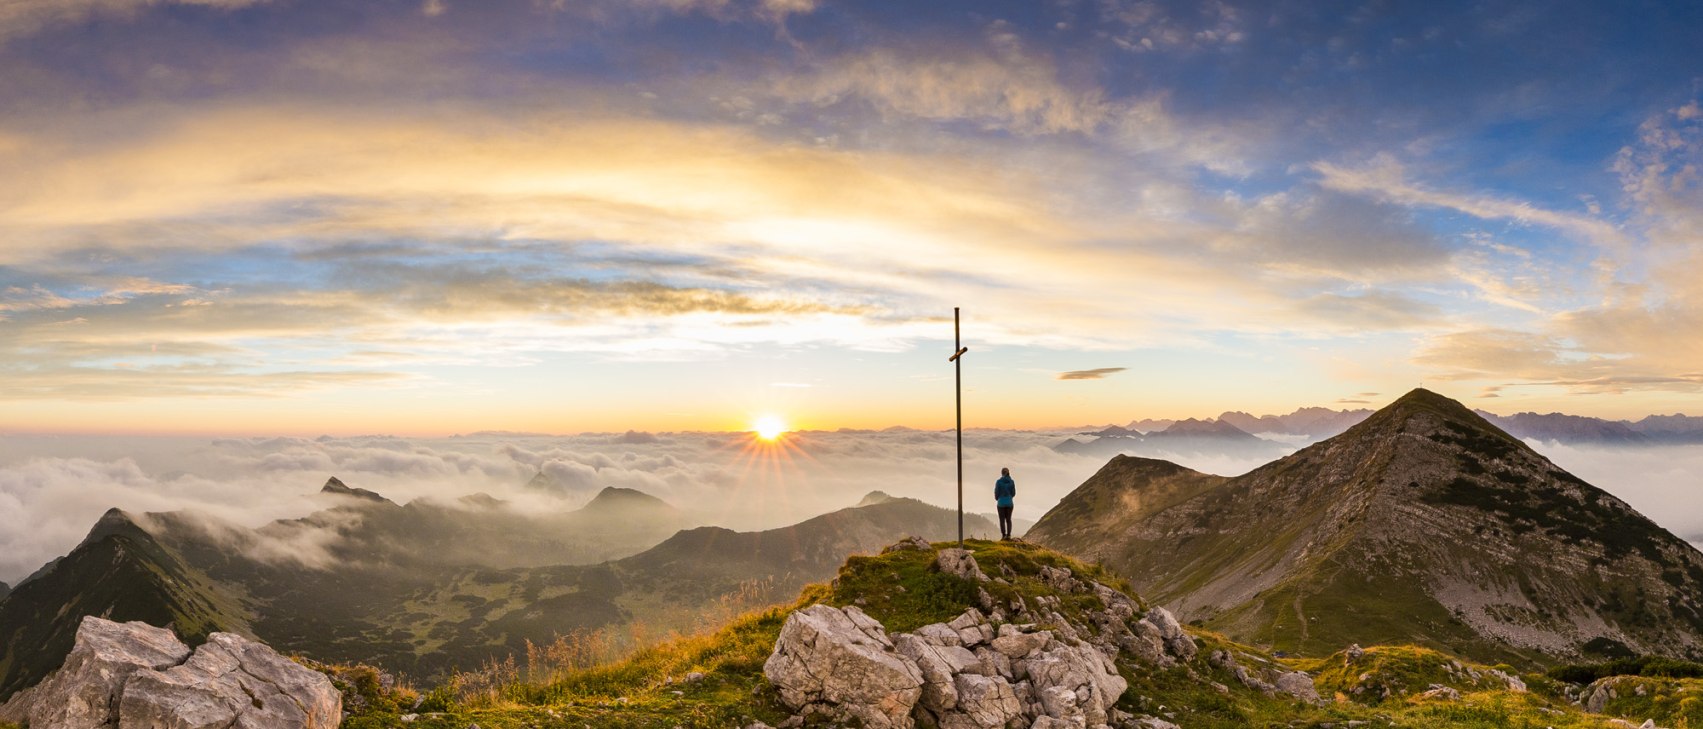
[1346,388,1523,446]
[80,507,145,547]
[1033,386,1703,665]
[582,486,673,513]
[1387,387,1480,418]
[857,490,896,507]
[320,477,390,504]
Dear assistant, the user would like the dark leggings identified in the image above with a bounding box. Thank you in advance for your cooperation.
[997,505,1014,538]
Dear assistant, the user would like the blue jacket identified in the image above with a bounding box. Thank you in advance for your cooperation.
[994,475,1016,508]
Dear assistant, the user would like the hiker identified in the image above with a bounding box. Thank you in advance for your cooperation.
[994,467,1016,540]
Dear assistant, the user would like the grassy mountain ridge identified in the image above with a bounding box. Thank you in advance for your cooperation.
[1029,388,1703,666]
[0,509,250,698]
[326,539,1670,729]
[0,489,992,700]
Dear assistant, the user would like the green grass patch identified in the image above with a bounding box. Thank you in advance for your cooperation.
[823,539,1135,633]
[1300,645,1515,705]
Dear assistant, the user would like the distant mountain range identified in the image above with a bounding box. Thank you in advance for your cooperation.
[1066,403,1703,454]
[1056,417,1289,460]
[1030,389,1703,666]
[0,483,996,700]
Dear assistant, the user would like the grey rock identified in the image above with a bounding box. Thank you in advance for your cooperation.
[0,617,192,728]
[1091,582,1140,621]
[895,634,978,715]
[1487,668,1526,693]
[884,536,934,554]
[937,548,990,582]
[1416,685,1461,701]
[991,630,1052,660]
[1036,684,1081,725]
[121,632,341,728]
[0,617,339,729]
[916,623,965,647]
[1141,607,1196,661]
[1018,639,1127,726]
[1273,671,1320,703]
[1210,649,1276,695]
[1037,566,1083,594]
[1029,717,1075,729]
[1124,620,1172,666]
[944,673,1022,729]
[949,608,995,647]
[763,604,924,729]
[970,646,1014,680]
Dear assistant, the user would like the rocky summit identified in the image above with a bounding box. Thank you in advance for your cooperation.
[0,615,339,728]
[751,540,1318,729]
[1028,388,1703,666]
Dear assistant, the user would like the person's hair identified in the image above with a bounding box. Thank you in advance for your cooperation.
[1001,467,1009,475]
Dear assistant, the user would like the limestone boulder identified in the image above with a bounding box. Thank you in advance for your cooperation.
[884,536,934,554]
[895,633,979,716]
[764,605,924,728]
[945,673,1023,729]
[1272,671,1320,703]
[0,617,192,728]
[1141,607,1197,661]
[937,548,990,583]
[0,616,340,729]
[120,633,342,728]
[1017,639,1127,727]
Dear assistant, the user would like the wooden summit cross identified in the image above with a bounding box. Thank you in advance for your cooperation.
[948,307,969,546]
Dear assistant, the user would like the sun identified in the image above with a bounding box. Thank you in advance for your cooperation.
[753,415,788,442]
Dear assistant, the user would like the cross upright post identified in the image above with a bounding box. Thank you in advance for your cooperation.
[948,308,969,547]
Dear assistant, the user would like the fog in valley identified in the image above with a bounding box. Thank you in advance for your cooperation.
[2,429,1699,584]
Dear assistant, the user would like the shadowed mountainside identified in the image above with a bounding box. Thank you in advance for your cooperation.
[0,487,994,700]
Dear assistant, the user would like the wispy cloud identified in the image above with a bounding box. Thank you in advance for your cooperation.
[1312,155,1626,248]
[0,0,269,43]
[1057,367,1127,381]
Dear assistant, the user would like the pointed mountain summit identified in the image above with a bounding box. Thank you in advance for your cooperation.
[319,476,391,504]
[856,490,896,506]
[0,507,246,699]
[1029,388,1703,666]
[579,486,675,516]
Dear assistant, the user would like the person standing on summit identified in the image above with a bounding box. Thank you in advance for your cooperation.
[994,467,1017,540]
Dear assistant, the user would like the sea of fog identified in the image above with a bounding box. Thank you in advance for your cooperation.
[0,430,1699,584]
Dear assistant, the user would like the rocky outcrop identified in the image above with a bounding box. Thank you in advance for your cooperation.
[770,603,1133,729]
[884,536,933,554]
[936,548,989,582]
[1208,649,1321,704]
[765,547,1203,729]
[763,604,924,728]
[0,616,341,728]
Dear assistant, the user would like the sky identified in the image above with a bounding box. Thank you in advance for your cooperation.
[1,0,1701,435]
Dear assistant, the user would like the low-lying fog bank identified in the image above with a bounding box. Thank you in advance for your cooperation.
[1,431,1697,583]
